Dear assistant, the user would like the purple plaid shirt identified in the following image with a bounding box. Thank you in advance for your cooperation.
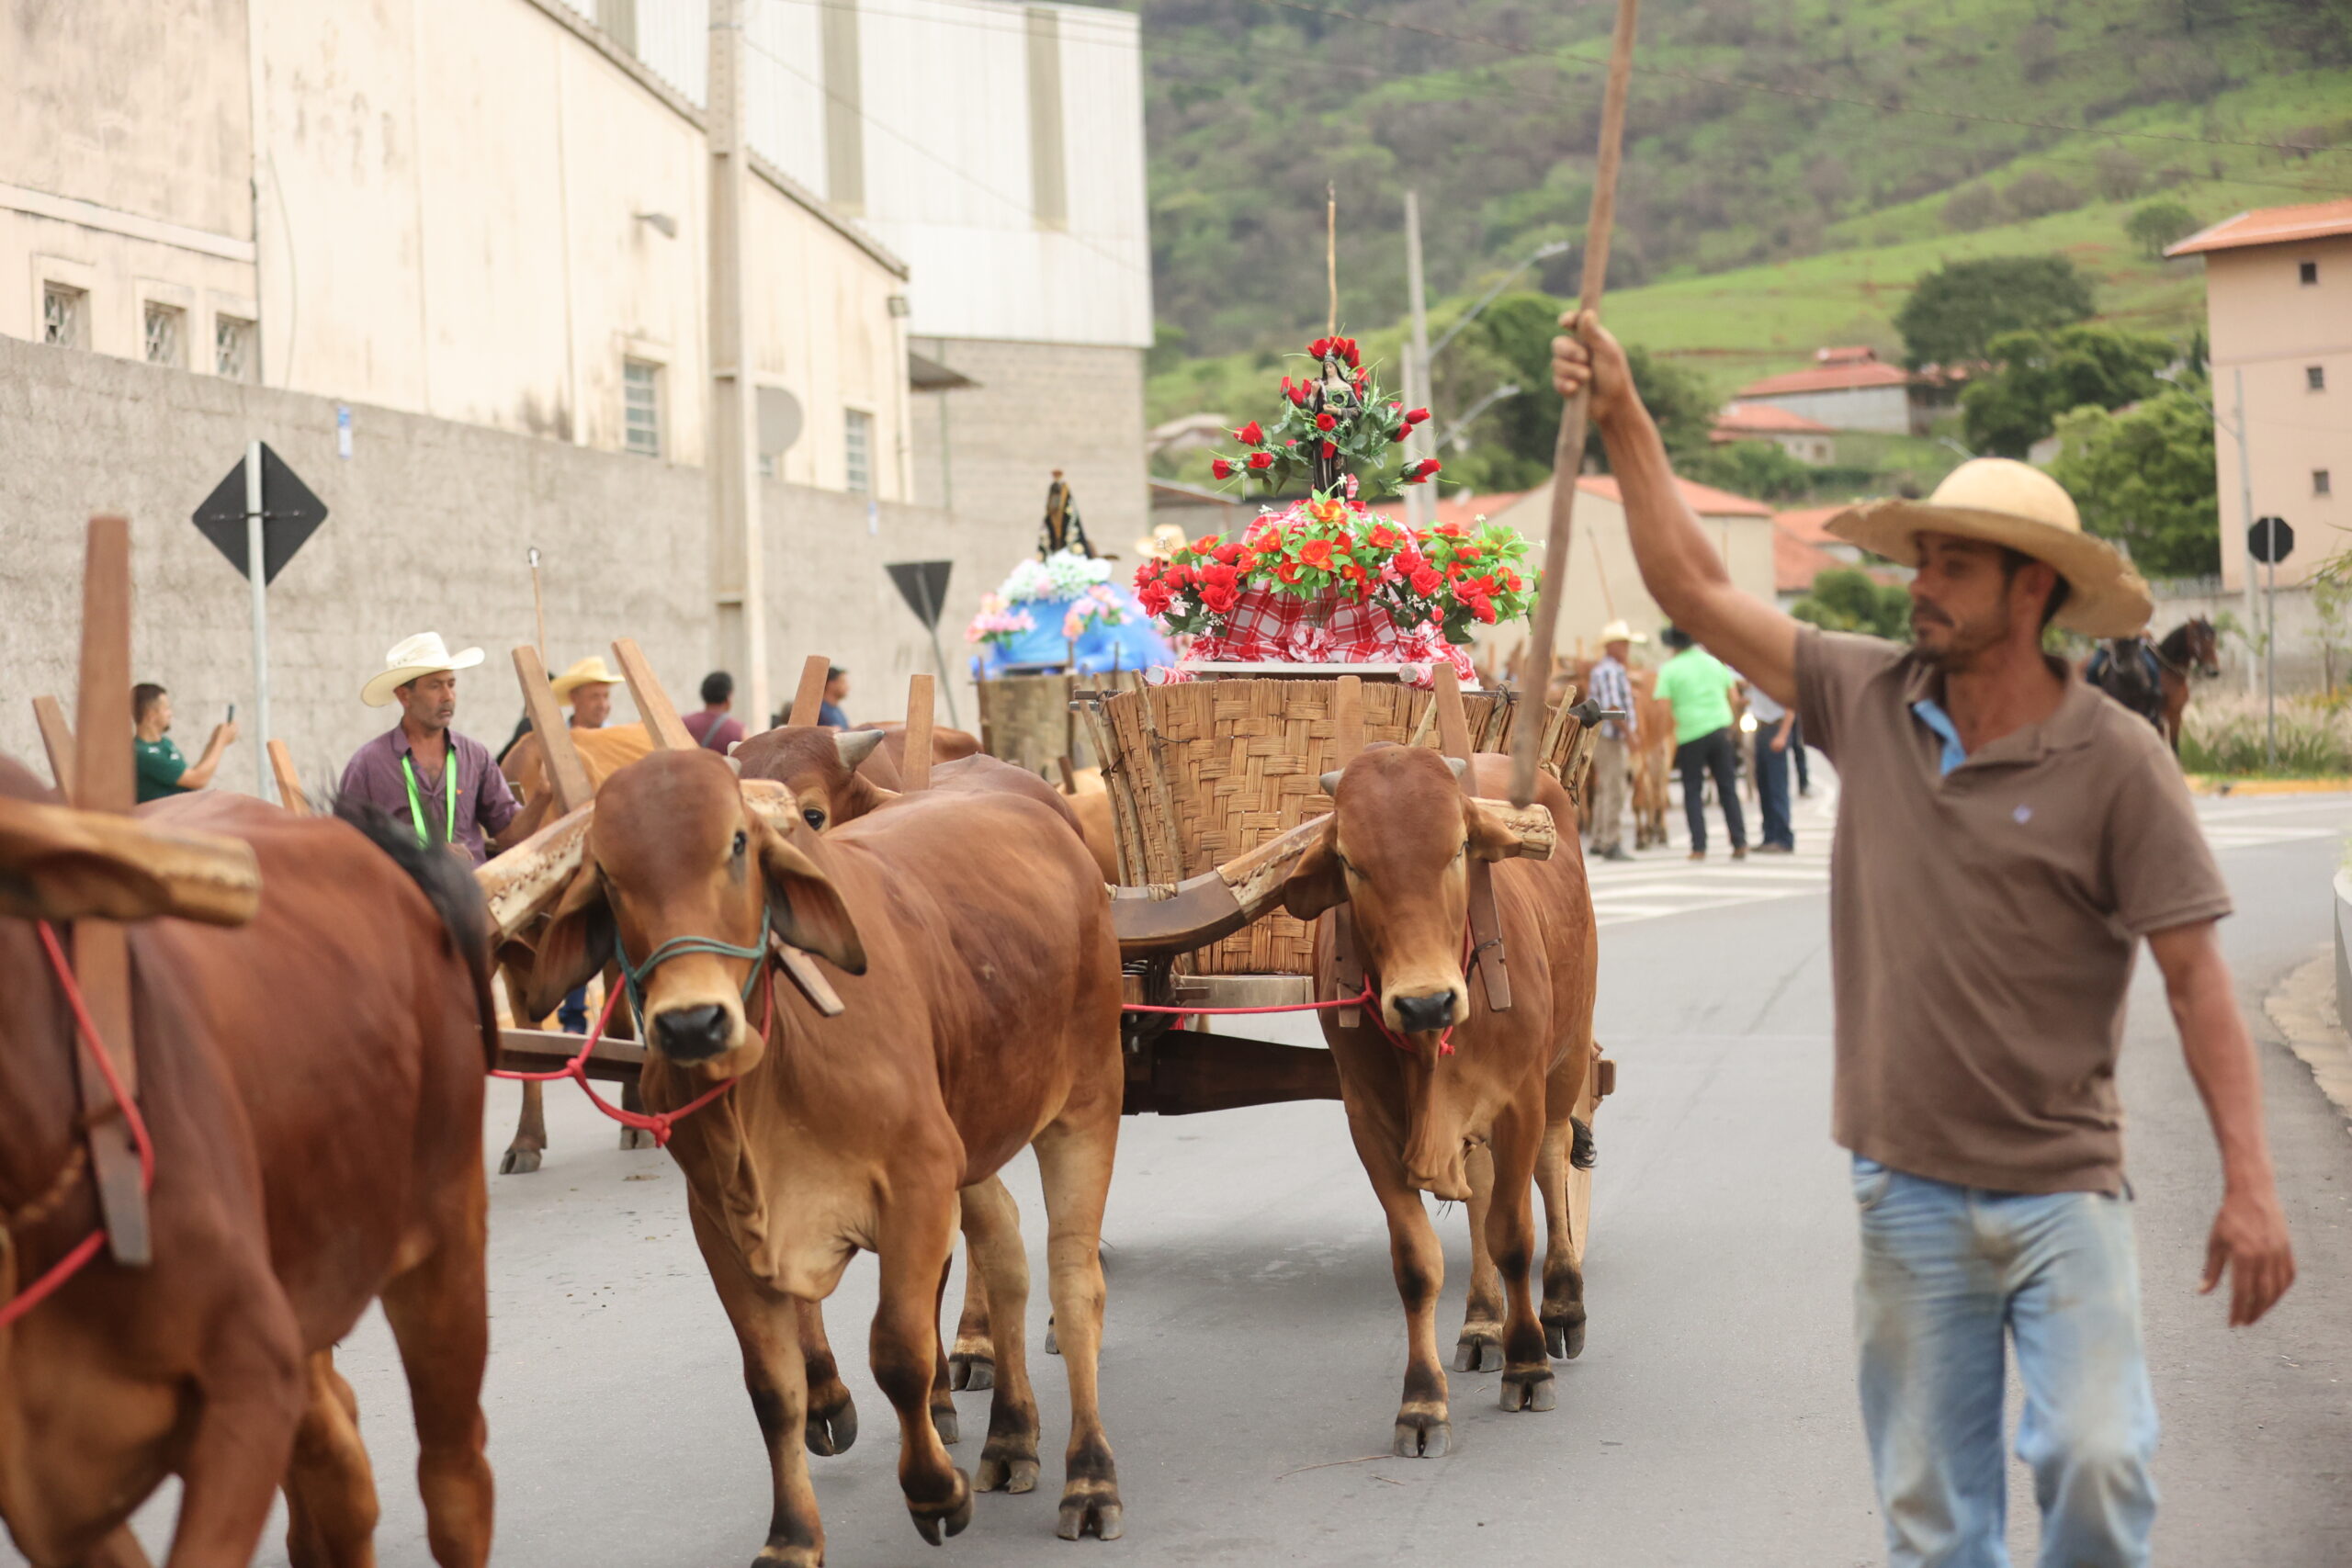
[337,725,518,865]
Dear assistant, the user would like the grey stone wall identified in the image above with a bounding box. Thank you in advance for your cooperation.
[908,336,1150,558]
[0,334,1035,795]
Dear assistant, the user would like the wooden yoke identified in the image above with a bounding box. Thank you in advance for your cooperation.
[792,655,831,727]
[32,695,76,796]
[70,516,150,1265]
[900,674,935,791]
[266,739,310,815]
[514,646,594,813]
[1435,668,1511,1011]
[1329,676,1364,1026]
[613,638,695,750]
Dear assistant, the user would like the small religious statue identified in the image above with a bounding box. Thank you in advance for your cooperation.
[1039,469,1093,559]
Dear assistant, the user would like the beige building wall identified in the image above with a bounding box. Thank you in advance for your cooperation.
[2206,236,2352,589]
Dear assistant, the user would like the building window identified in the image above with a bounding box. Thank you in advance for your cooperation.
[623,359,662,457]
[42,283,85,349]
[2318,469,2334,498]
[2301,260,2320,285]
[843,409,874,494]
[2309,365,2328,391]
[143,303,185,367]
[215,315,257,380]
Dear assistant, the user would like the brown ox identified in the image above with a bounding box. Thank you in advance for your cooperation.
[1628,668,1675,850]
[524,751,1125,1561]
[0,760,495,1568]
[1283,745,1599,1456]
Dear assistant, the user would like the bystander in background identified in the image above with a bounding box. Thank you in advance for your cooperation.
[131,683,237,803]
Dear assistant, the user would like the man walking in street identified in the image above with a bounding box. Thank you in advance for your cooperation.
[131,682,238,803]
[684,670,747,752]
[1585,620,1643,862]
[1748,681,1798,852]
[1654,625,1747,862]
[1554,314,2294,1568]
[340,633,519,865]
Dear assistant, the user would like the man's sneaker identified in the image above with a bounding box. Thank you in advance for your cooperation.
[1602,845,1633,863]
[1688,849,1707,862]
[1731,845,1748,861]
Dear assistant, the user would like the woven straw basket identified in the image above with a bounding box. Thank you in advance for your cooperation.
[1081,677,1555,976]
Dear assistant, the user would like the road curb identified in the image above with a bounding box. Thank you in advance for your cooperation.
[2187,775,2352,797]
[2265,949,2352,1140]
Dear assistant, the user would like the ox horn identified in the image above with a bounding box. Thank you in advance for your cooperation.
[835,728,884,770]
[1443,756,1469,781]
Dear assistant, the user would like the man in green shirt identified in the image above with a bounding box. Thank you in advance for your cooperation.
[132,682,238,804]
[1652,627,1747,861]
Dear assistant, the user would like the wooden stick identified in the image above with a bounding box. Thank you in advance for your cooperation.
[32,695,74,797]
[266,739,310,814]
[1325,182,1339,336]
[71,515,149,1266]
[1331,674,1363,772]
[1509,0,1642,808]
[793,655,831,727]
[900,673,934,791]
[514,647,594,812]
[528,546,548,663]
[612,638,696,750]
[1431,666,1475,771]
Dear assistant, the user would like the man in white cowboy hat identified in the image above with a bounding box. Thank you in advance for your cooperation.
[549,654,621,732]
[1585,618,1645,862]
[1554,315,2293,1567]
[339,632,519,866]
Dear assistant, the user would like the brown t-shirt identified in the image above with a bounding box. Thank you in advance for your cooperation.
[1796,628,2233,1195]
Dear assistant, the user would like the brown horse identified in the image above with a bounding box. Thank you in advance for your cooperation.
[2087,617,2219,755]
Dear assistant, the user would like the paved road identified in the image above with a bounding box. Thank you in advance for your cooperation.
[72,790,2352,1567]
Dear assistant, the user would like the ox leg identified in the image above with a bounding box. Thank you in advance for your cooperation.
[377,1187,493,1568]
[1454,1144,1507,1373]
[1537,1056,1592,1360]
[688,1204,826,1568]
[74,1529,154,1568]
[162,1311,306,1568]
[927,1255,963,1446]
[872,1201,975,1547]
[500,1080,547,1176]
[796,1297,859,1457]
[1033,1118,1123,1541]
[609,975,657,1152]
[1488,1089,1555,1415]
[1346,1107,1453,1459]
[960,1176,1042,1496]
[282,1351,381,1568]
[950,1233,998,1391]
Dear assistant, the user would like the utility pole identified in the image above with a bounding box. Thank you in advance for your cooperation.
[2233,367,2258,697]
[708,0,770,727]
[243,440,271,797]
[1403,188,1433,528]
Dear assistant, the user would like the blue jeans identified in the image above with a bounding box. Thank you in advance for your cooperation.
[1852,1156,2158,1568]
[559,985,588,1033]
[1754,728,1794,849]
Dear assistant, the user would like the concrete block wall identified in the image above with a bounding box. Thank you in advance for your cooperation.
[907,336,1149,558]
[0,334,1035,796]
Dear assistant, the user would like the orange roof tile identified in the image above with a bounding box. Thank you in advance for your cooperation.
[1364,491,1529,529]
[1575,473,1774,517]
[1772,504,1847,546]
[1735,361,1914,398]
[2167,199,2352,257]
[1713,401,1838,436]
[1773,525,1846,594]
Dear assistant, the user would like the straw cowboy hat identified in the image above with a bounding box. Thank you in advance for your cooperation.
[549,655,623,702]
[1599,618,1646,645]
[1134,522,1190,560]
[1826,457,2152,638]
[362,632,485,707]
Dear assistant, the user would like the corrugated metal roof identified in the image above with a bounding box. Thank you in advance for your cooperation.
[2167,198,2352,256]
[1735,361,1913,397]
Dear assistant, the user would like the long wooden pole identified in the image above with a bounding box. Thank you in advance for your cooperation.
[1509,0,1642,808]
[1325,182,1340,337]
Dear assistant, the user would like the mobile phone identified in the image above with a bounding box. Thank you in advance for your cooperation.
[226,703,237,723]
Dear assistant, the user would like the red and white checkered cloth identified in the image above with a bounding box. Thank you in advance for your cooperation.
[1171,586,1476,689]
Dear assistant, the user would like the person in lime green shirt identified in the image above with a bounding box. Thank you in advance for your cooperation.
[132,683,237,804]
[1652,627,1747,861]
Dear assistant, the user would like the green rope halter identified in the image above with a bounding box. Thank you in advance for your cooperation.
[612,905,773,1031]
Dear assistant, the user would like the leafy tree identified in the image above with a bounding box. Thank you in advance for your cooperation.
[1681,440,1817,502]
[1894,255,2096,368]
[1942,185,2002,233]
[1792,568,1912,640]
[1960,324,2177,457]
[2046,388,2219,578]
[2126,200,2200,259]
[2002,170,2084,220]
[1457,293,1714,488]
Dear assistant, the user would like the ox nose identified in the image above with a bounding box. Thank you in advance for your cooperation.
[1393,991,1456,1034]
[653,1004,731,1062]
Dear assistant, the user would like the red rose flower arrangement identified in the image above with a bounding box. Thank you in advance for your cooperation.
[1206,335,1435,498]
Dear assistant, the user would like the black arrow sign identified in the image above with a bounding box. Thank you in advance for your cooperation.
[191,444,329,585]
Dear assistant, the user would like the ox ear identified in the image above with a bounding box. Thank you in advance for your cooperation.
[1281,817,1350,921]
[757,825,867,975]
[1463,796,1526,863]
[524,856,615,1021]
[835,729,885,771]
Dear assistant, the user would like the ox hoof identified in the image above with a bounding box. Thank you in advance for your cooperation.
[1045,1315,1059,1357]
[752,1544,820,1568]
[1392,1410,1453,1459]
[1453,1325,1505,1373]
[499,1146,543,1176]
[931,1404,961,1446]
[619,1126,658,1151]
[1499,1369,1556,1413]
[1544,1307,1588,1361]
[805,1397,858,1457]
[1056,1488,1124,1542]
[976,1451,1040,1495]
[950,1350,995,1392]
[910,1473,974,1546]
[1570,1117,1597,1172]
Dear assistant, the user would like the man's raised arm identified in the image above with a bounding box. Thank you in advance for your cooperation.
[1552,311,1801,706]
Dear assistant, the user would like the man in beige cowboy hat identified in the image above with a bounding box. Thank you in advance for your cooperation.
[1585,618,1644,861]
[1553,315,2292,1568]
[340,632,519,865]
[550,654,621,733]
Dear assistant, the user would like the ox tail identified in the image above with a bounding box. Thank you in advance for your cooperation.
[332,799,502,1069]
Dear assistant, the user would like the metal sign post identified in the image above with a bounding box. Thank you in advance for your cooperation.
[2249,516,2294,769]
[193,441,329,801]
[243,442,268,795]
[885,559,960,728]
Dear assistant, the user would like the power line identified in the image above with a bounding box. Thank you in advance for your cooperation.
[1257,0,2352,159]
